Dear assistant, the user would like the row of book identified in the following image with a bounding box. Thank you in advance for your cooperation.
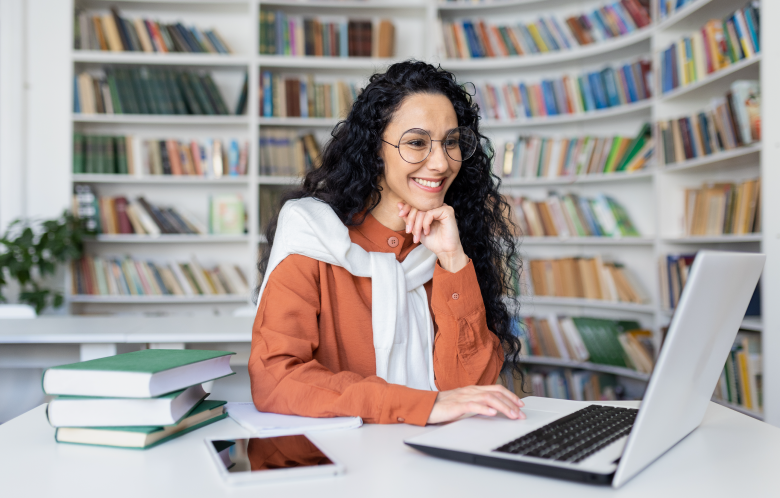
[659,81,760,165]
[508,193,640,238]
[72,134,248,177]
[514,315,655,373]
[508,369,622,402]
[44,349,232,449]
[71,255,250,297]
[659,2,760,94]
[259,129,322,177]
[524,257,647,305]
[259,72,359,119]
[498,124,652,179]
[657,0,695,21]
[440,0,651,59]
[74,7,232,54]
[75,68,247,115]
[684,178,761,237]
[473,58,651,121]
[713,332,762,413]
[259,12,395,58]
[659,253,762,312]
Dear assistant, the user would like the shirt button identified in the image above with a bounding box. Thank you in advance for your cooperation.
[397,417,405,423]
[452,293,459,300]
[388,236,399,248]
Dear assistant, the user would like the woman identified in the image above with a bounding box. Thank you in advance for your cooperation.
[249,60,524,426]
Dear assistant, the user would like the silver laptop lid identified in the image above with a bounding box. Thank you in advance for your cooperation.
[612,251,765,488]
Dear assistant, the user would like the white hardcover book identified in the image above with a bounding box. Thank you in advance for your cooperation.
[559,316,590,362]
[171,263,195,296]
[127,202,161,236]
[546,314,571,360]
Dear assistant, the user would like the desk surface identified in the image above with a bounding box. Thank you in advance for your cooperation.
[1,401,778,497]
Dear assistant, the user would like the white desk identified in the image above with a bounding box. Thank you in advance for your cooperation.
[1,401,778,497]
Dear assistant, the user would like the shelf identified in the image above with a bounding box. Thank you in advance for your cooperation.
[69,295,248,304]
[712,399,764,421]
[73,114,249,125]
[501,169,652,187]
[519,236,654,246]
[72,174,249,185]
[261,0,426,9]
[657,55,761,102]
[480,100,652,129]
[517,356,651,381]
[520,296,655,313]
[259,117,340,127]
[662,234,762,244]
[661,144,762,173]
[740,318,763,332]
[257,55,396,69]
[72,51,250,67]
[438,0,548,11]
[440,26,653,71]
[258,175,303,185]
[87,234,249,243]
[655,0,712,32]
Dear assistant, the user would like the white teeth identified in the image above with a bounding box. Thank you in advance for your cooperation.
[414,178,442,188]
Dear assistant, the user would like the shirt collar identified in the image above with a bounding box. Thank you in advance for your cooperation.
[351,211,416,257]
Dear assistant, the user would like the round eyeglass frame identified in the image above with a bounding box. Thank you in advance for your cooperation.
[381,126,477,164]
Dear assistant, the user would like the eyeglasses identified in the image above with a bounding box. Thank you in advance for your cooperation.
[381,126,477,164]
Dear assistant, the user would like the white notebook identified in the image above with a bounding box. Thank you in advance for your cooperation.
[226,402,363,436]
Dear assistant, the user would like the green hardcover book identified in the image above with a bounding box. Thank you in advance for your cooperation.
[151,69,173,115]
[606,197,640,236]
[47,384,208,428]
[561,195,588,236]
[202,74,230,115]
[615,123,651,172]
[73,132,85,174]
[95,136,106,174]
[106,135,116,174]
[176,72,203,114]
[54,400,227,449]
[602,138,624,173]
[571,318,609,365]
[127,68,150,114]
[138,67,161,114]
[115,136,128,174]
[164,70,188,115]
[186,71,216,114]
[42,349,235,398]
[116,68,139,114]
[84,135,94,174]
[105,69,124,114]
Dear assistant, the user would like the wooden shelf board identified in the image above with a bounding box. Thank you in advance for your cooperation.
[657,55,761,102]
[258,117,340,127]
[73,114,248,125]
[519,296,655,313]
[257,55,396,69]
[88,235,249,243]
[519,236,654,246]
[440,27,652,71]
[501,169,652,187]
[662,234,762,244]
[517,356,651,381]
[481,100,652,128]
[72,174,249,185]
[660,144,762,173]
[72,51,250,66]
[69,295,248,304]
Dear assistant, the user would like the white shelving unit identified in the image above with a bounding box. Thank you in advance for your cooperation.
[55,0,774,422]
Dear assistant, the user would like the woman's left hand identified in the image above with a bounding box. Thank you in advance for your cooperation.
[398,202,469,273]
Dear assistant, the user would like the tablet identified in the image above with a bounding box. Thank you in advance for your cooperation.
[204,434,346,485]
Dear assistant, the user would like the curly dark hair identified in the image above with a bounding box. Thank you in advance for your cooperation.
[257,60,523,378]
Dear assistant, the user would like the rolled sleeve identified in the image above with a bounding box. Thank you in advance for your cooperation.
[431,259,485,318]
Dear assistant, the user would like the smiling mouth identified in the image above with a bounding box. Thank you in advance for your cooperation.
[412,178,444,188]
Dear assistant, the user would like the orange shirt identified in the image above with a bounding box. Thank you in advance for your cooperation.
[249,212,504,426]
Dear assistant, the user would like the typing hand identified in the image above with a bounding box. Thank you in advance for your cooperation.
[426,385,526,425]
[397,202,468,273]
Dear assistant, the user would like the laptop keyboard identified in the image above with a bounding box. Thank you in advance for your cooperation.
[494,405,638,463]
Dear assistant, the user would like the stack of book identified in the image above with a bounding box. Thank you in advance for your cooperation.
[80,193,207,236]
[658,3,760,94]
[508,193,640,238]
[440,0,651,59]
[74,7,232,54]
[259,129,322,176]
[259,72,360,119]
[683,178,761,237]
[524,256,647,305]
[72,134,131,175]
[659,81,760,165]
[43,349,234,449]
[498,123,652,179]
[259,12,395,58]
[658,253,762,312]
[520,369,621,401]
[713,332,762,413]
[473,58,651,121]
[513,315,655,373]
[71,255,250,298]
[74,67,244,115]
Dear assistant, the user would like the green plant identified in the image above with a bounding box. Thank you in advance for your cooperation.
[0,211,89,314]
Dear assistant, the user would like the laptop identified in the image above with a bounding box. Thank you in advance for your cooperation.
[405,251,765,488]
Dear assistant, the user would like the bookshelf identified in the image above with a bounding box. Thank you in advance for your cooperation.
[42,0,773,422]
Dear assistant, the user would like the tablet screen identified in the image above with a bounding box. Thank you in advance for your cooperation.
[210,435,335,474]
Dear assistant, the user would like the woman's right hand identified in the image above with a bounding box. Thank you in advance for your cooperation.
[426,385,526,424]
